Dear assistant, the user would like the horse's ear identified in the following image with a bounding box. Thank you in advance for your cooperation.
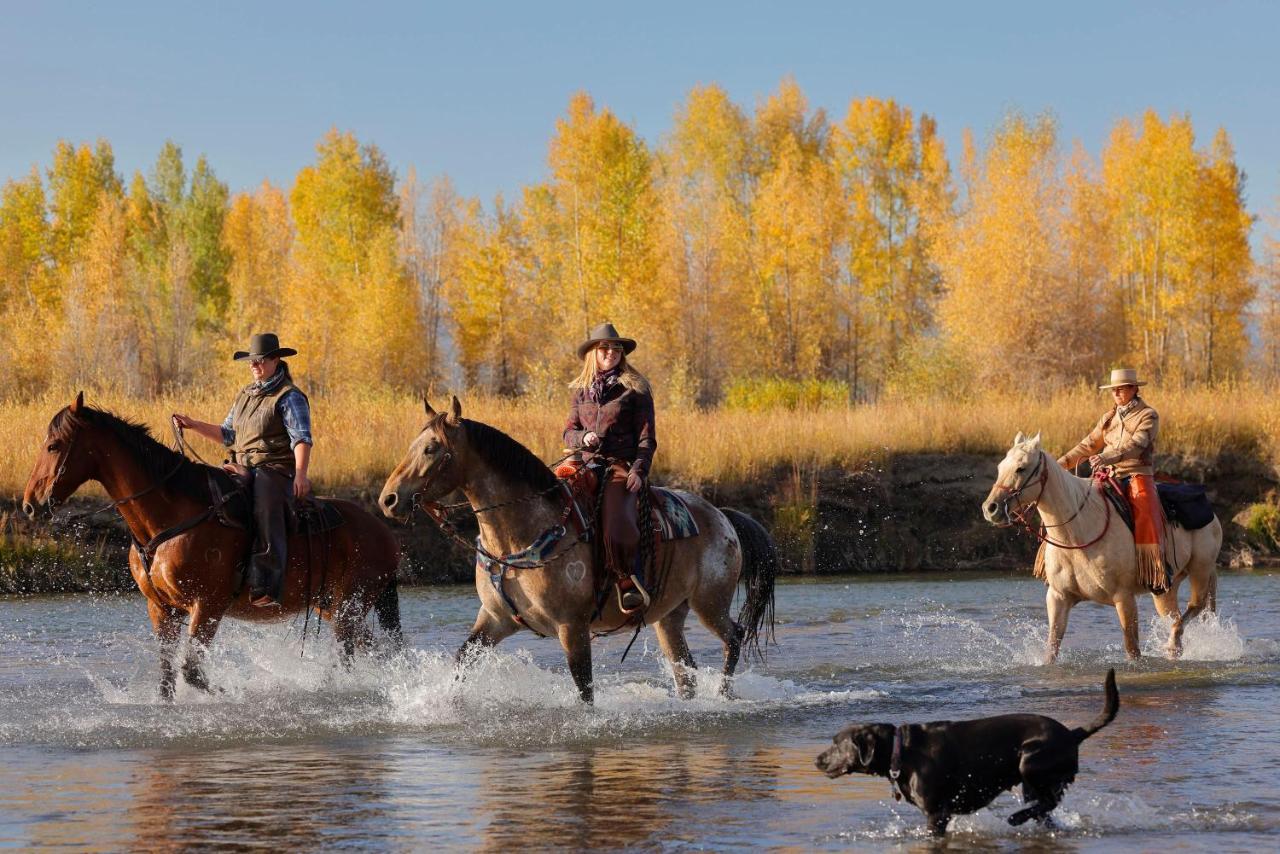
[1031,431,1042,448]
[1013,431,1025,445]
[423,396,436,417]
[71,391,84,414]
[446,395,462,427]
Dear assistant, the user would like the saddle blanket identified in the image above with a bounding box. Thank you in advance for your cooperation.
[651,487,700,541]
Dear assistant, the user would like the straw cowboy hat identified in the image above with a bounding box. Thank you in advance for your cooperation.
[576,322,636,359]
[233,332,297,361]
[1098,368,1147,389]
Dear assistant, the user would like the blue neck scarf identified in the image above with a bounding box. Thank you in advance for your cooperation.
[252,365,289,396]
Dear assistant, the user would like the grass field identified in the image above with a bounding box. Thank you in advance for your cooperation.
[2,384,1275,500]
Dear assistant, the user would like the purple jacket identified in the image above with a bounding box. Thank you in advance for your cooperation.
[563,372,657,477]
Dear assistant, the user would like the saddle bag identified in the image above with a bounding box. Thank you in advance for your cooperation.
[1156,482,1215,530]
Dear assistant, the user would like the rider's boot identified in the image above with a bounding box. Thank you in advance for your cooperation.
[617,553,651,613]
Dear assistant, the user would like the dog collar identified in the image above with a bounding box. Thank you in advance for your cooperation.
[888,725,906,802]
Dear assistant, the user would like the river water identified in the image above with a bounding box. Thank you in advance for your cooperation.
[1,572,1277,852]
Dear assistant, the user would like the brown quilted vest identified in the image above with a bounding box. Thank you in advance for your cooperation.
[228,380,305,473]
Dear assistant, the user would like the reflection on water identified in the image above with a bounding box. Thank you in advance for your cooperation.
[129,747,396,849]
[1,573,1278,850]
[476,741,780,850]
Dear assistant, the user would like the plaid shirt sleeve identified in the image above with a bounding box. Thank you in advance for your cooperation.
[220,407,236,446]
[278,390,313,448]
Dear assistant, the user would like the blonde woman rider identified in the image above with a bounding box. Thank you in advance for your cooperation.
[562,323,657,613]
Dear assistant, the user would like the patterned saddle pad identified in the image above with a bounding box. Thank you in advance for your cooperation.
[649,487,699,541]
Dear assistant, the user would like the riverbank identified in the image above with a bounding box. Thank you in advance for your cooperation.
[4,448,1277,594]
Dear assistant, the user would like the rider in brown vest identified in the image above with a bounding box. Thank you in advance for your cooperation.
[173,333,312,607]
[563,323,657,613]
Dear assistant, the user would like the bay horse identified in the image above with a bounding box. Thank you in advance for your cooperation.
[22,393,403,699]
[982,432,1222,661]
[378,397,778,703]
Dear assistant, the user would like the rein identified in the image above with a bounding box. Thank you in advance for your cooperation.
[50,417,245,572]
[414,463,594,572]
[998,450,1112,550]
[405,416,596,572]
[54,431,187,523]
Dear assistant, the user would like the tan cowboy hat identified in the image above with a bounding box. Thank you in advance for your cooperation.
[1098,368,1147,389]
[233,332,297,361]
[576,322,636,359]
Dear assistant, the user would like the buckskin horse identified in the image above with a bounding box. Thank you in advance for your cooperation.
[982,432,1222,661]
[22,393,403,699]
[378,397,777,703]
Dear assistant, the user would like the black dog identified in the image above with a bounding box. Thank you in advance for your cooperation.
[816,669,1118,836]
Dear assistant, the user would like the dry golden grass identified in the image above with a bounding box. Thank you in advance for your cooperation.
[2,383,1275,499]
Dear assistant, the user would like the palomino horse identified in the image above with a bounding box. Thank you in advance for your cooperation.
[378,397,777,703]
[982,432,1222,661]
[22,393,403,699]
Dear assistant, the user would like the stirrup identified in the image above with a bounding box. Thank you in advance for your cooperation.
[617,575,651,614]
[250,592,281,609]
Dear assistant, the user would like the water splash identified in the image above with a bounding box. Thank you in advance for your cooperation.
[1141,610,1252,660]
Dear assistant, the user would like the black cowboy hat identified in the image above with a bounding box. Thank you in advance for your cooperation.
[576,322,636,359]
[233,332,297,361]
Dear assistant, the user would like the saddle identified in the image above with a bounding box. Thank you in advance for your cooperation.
[554,460,700,543]
[216,468,346,536]
[1095,472,1215,533]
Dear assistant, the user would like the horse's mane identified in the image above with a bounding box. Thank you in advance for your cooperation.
[460,418,559,495]
[51,405,232,502]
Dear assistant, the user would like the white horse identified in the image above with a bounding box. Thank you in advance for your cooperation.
[982,432,1222,661]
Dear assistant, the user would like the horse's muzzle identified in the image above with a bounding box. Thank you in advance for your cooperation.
[379,490,409,521]
[981,501,1010,526]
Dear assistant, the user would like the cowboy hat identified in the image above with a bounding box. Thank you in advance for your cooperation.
[233,332,298,361]
[576,322,636,359]
[1098,368,1146,389]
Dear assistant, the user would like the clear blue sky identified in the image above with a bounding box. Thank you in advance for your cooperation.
[3,1,1278,219]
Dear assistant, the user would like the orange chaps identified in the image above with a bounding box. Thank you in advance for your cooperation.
[1128,474,1170,592]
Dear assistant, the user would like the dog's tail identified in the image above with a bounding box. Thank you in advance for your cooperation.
[1073,668,1118,743]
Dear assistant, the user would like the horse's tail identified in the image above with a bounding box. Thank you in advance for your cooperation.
[374,576,405,651]
[721,507,778,661]
[1073,668,1119,743]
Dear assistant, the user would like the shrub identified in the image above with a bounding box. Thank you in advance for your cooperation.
[723,377,849,412]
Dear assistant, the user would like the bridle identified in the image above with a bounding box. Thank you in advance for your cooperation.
[991,449,1049,526]
[993,448,1112,550]
[406,416,458,516]
[43,421,184,520]
[401,422,594,572]
[39,416,242,575]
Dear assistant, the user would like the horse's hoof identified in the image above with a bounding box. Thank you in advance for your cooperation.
[182,670,212,693]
